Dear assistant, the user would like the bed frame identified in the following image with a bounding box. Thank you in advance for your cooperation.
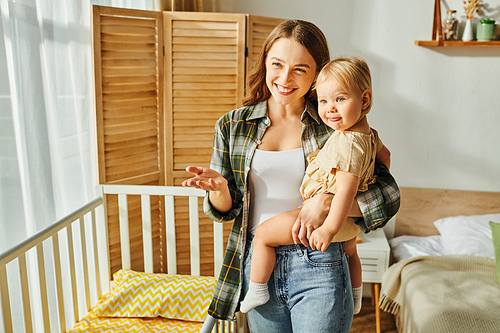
[0,184,241,333]
[395,187,500,237]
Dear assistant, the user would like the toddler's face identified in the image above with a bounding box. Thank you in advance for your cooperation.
[316,79,365,132]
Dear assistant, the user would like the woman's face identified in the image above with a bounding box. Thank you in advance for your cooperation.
[265,38,317,107]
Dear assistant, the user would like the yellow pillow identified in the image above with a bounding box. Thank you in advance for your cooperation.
[92,269,217,322]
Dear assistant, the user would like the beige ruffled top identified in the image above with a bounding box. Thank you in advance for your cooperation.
[300,128,384,241]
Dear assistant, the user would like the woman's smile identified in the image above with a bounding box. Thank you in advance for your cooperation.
[274,83,296,94]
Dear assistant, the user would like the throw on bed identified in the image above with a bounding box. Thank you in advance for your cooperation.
[379,255,500,333]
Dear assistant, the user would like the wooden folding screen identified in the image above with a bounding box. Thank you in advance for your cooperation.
[92,6,165,275]
[92,5,283,276]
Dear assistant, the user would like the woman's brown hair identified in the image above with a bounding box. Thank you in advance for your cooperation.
[242,20,330,106]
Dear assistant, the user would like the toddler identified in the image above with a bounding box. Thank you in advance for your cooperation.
[240,56,391,315]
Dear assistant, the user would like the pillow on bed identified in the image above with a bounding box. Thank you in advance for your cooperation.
[92,269,217,322]
[433,213,500,259]
[389,235,447,261]
[489,221,500,284]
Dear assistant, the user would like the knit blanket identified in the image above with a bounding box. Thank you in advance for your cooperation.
[379,255,500,333]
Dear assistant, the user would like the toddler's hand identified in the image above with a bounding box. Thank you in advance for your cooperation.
[309,227,335,252]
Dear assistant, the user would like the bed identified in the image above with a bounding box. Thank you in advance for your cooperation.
[0,184,242,333]
[379,187,500,333]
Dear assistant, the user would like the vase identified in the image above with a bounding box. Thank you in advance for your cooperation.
[476,23,495,41]
[462,19,473,41]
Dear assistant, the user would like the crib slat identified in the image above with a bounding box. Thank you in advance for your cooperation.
[189,195,200,276]
[19,254,33,333]
[67,224,79,322]
[165,195,176,274]
[52,233,66,330]
[0,265,13,333]
[36,244,51,332]
[118,193,131,270]
[91,208,102,298]
[141,194,153,273]
[79,217,91,311]
[213,222,224,275]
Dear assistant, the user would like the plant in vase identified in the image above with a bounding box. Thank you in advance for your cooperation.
[477,18,496,41]
[462,0,481,41]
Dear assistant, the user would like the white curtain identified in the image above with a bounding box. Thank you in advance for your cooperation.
[0,0,153,253]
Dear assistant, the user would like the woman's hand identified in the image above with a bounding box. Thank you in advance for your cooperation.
[182,166,228,192]
[291,193,362,247]
[182,166,232,214]
[291,193,333,247]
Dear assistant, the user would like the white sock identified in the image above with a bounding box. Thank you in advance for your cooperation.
[353,285,363,315]
[240,282,269,313]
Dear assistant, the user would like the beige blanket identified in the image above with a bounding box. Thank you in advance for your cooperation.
[379,255,500,333]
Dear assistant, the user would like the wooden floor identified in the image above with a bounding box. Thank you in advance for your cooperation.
[350,298,397,333]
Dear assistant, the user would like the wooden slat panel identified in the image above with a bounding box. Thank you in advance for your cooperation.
[246,15,285,75]
[103,90,158,102]
[103,76,157,86]
[104,106,157,119]
[164,12,246,189]
[102,83,158,93]
[104,137,157,152]
[173,67,237,75]
[101,25,156,36]
[164,13,246,274]
[100,15,157,27]
[101,34,156,43]
[104,113,157,126]
[173,104,234,112]
[173,90,236,97]
[173,44,237,52]
[92,5,164,275]
[172,36,237,45]
[173,110,227,119]
[101,42,157,52]
[172,120,221,128]
[101,50,156,59]
[101,59,157,68]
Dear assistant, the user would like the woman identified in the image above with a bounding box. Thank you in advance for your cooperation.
[182,20,400,332]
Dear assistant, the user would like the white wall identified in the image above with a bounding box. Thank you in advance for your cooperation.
[221,0,500,192]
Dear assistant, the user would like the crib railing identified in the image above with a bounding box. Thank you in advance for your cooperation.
[0,185,236,333]
[0,197,104,333]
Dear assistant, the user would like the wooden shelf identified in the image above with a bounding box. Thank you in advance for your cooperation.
[418,0,500,48]
[415,40,500,47]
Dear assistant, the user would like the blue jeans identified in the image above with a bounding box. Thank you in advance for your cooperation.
[242,239,353,333]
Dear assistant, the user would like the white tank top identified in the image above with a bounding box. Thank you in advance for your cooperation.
[248,148,305,235]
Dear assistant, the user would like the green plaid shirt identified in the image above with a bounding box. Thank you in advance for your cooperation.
[204,101,400,320]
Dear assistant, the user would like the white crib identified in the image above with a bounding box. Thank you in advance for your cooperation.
[0,185,243,333]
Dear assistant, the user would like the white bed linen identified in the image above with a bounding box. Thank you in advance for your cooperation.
[389,235,447,261]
